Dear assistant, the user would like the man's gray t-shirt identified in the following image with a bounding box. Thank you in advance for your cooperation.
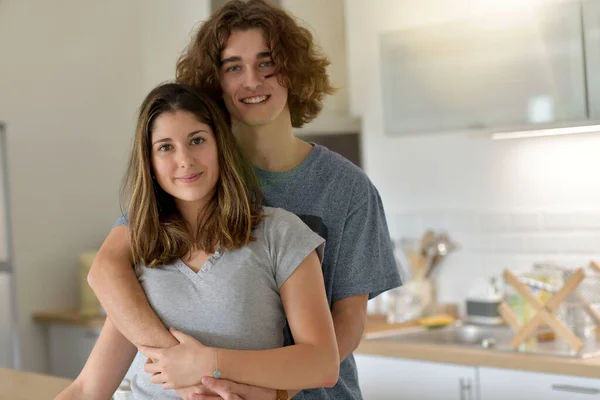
[256,143,401,400]
[122,207,325,399]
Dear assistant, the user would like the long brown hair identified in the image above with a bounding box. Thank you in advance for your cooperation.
[123,83,262,267]
[176,0,335,128]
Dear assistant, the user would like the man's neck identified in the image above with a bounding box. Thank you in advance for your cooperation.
[233,112,313,172]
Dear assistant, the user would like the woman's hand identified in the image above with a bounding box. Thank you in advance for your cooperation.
[139,328,213,389]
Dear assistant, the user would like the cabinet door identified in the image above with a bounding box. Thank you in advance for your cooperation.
[380,1,586,136]
[48,324,101,379]
[583,0,600,121]
[0,272,13,368]
[355,354,477,400]
[479,367,600,400]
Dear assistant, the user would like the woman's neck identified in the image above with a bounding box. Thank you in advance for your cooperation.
[175,200,206,234]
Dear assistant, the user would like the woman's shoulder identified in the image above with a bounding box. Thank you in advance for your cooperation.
[261,206,300,221]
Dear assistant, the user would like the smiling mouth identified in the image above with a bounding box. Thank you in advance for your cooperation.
[177,173,202,182]
[240,95,270,104]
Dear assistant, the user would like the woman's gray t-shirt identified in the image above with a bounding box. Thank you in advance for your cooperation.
[125,207,325,399]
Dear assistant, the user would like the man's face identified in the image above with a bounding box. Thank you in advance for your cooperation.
[219,29,289,128]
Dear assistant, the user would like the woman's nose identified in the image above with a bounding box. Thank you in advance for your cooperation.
[177,148,194,167]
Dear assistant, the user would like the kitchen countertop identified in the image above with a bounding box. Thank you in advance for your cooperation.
[0,368,72,399]
[33,309,105,328]
[358,315,600,379]
[33,310,600,378]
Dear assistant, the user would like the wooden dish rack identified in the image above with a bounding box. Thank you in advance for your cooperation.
[497,261,600,354]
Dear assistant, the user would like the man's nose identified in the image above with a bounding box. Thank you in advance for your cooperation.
[242,68,263,90]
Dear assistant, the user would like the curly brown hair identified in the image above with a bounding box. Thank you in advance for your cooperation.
[123,83,262,267]
[176,0,335,128]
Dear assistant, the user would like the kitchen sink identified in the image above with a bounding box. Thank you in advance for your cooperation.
[365,321,600,359]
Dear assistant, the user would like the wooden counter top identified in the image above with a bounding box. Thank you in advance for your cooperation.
[33,309,106,328]
[358,314,600,379]
[0,368,72,399]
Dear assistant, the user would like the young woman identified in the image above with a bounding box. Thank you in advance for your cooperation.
[56,83,339,399]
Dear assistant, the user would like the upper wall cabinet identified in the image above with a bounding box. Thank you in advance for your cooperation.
[583,0,600,121]
[381,0,598,136]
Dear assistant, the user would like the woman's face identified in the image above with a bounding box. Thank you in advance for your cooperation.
[150,110,219,210]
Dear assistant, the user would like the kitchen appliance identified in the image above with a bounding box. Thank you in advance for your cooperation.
[0,122,18,369]
[466,277,504,325]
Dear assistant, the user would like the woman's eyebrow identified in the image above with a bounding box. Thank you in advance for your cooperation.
[152,130,208,145]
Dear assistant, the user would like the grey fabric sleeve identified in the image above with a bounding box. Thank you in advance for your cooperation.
[332,176,402,302]
[112,213,128,228]
[264,208,325,290]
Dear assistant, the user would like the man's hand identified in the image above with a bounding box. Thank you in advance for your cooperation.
[192,377,278,400]
[176,383,221,400]
[139,328,211,389]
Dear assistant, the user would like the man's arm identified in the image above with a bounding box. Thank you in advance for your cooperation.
[87,225,178,348]
[331,294,368,361]
[55,318,137,400]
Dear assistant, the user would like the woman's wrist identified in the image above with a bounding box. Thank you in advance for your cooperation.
[211,347,222,378]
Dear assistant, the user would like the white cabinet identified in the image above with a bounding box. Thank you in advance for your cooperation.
[583,0,600,121]
[380,1,588,136]
[47,324,102,379]
[479,367,600,400]
[355,354,477,400]
[0,272,14,368]
[47,323,136,385]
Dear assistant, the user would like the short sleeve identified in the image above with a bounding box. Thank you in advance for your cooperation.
[112,213,128,228]
[332,177,402,302]
[263,208,325,290]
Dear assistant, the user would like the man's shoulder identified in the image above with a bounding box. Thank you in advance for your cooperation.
[312,145,372,189]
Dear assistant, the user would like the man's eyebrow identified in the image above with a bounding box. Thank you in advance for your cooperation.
[221,56,242,65]
[220,52,272,65]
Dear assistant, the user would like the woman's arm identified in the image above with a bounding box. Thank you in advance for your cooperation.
[55,318,137,400]
[87,226,178,348]
[141,250,340,391]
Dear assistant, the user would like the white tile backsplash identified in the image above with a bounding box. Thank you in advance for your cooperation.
[386,210,600,315]
[541,211,600,230]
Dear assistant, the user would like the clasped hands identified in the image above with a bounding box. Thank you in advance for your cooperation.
[138,328,278,400]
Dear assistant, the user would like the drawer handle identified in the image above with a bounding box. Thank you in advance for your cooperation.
[552,384,600,395]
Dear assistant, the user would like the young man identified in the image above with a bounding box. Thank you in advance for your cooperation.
[88,1,401,399]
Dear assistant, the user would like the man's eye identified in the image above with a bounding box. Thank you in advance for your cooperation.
[191,138,204,145]
[227,65,241,72]
[260,61,274,68]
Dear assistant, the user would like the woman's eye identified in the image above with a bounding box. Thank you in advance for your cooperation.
[260,61,274,68]
[158,144,172,152]
[191,137,205,145]
[226,65,241,73]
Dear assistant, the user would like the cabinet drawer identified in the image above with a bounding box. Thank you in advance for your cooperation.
[479,367,600,399]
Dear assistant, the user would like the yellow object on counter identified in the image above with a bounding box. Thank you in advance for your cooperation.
[418,314,456,328]
[79,250,101,317]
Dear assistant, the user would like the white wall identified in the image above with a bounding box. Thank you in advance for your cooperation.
[0,0,209,373]
[345,0,600,309]
[281,0,349,115]
[141,1,210,93]
[282,0,361,134]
